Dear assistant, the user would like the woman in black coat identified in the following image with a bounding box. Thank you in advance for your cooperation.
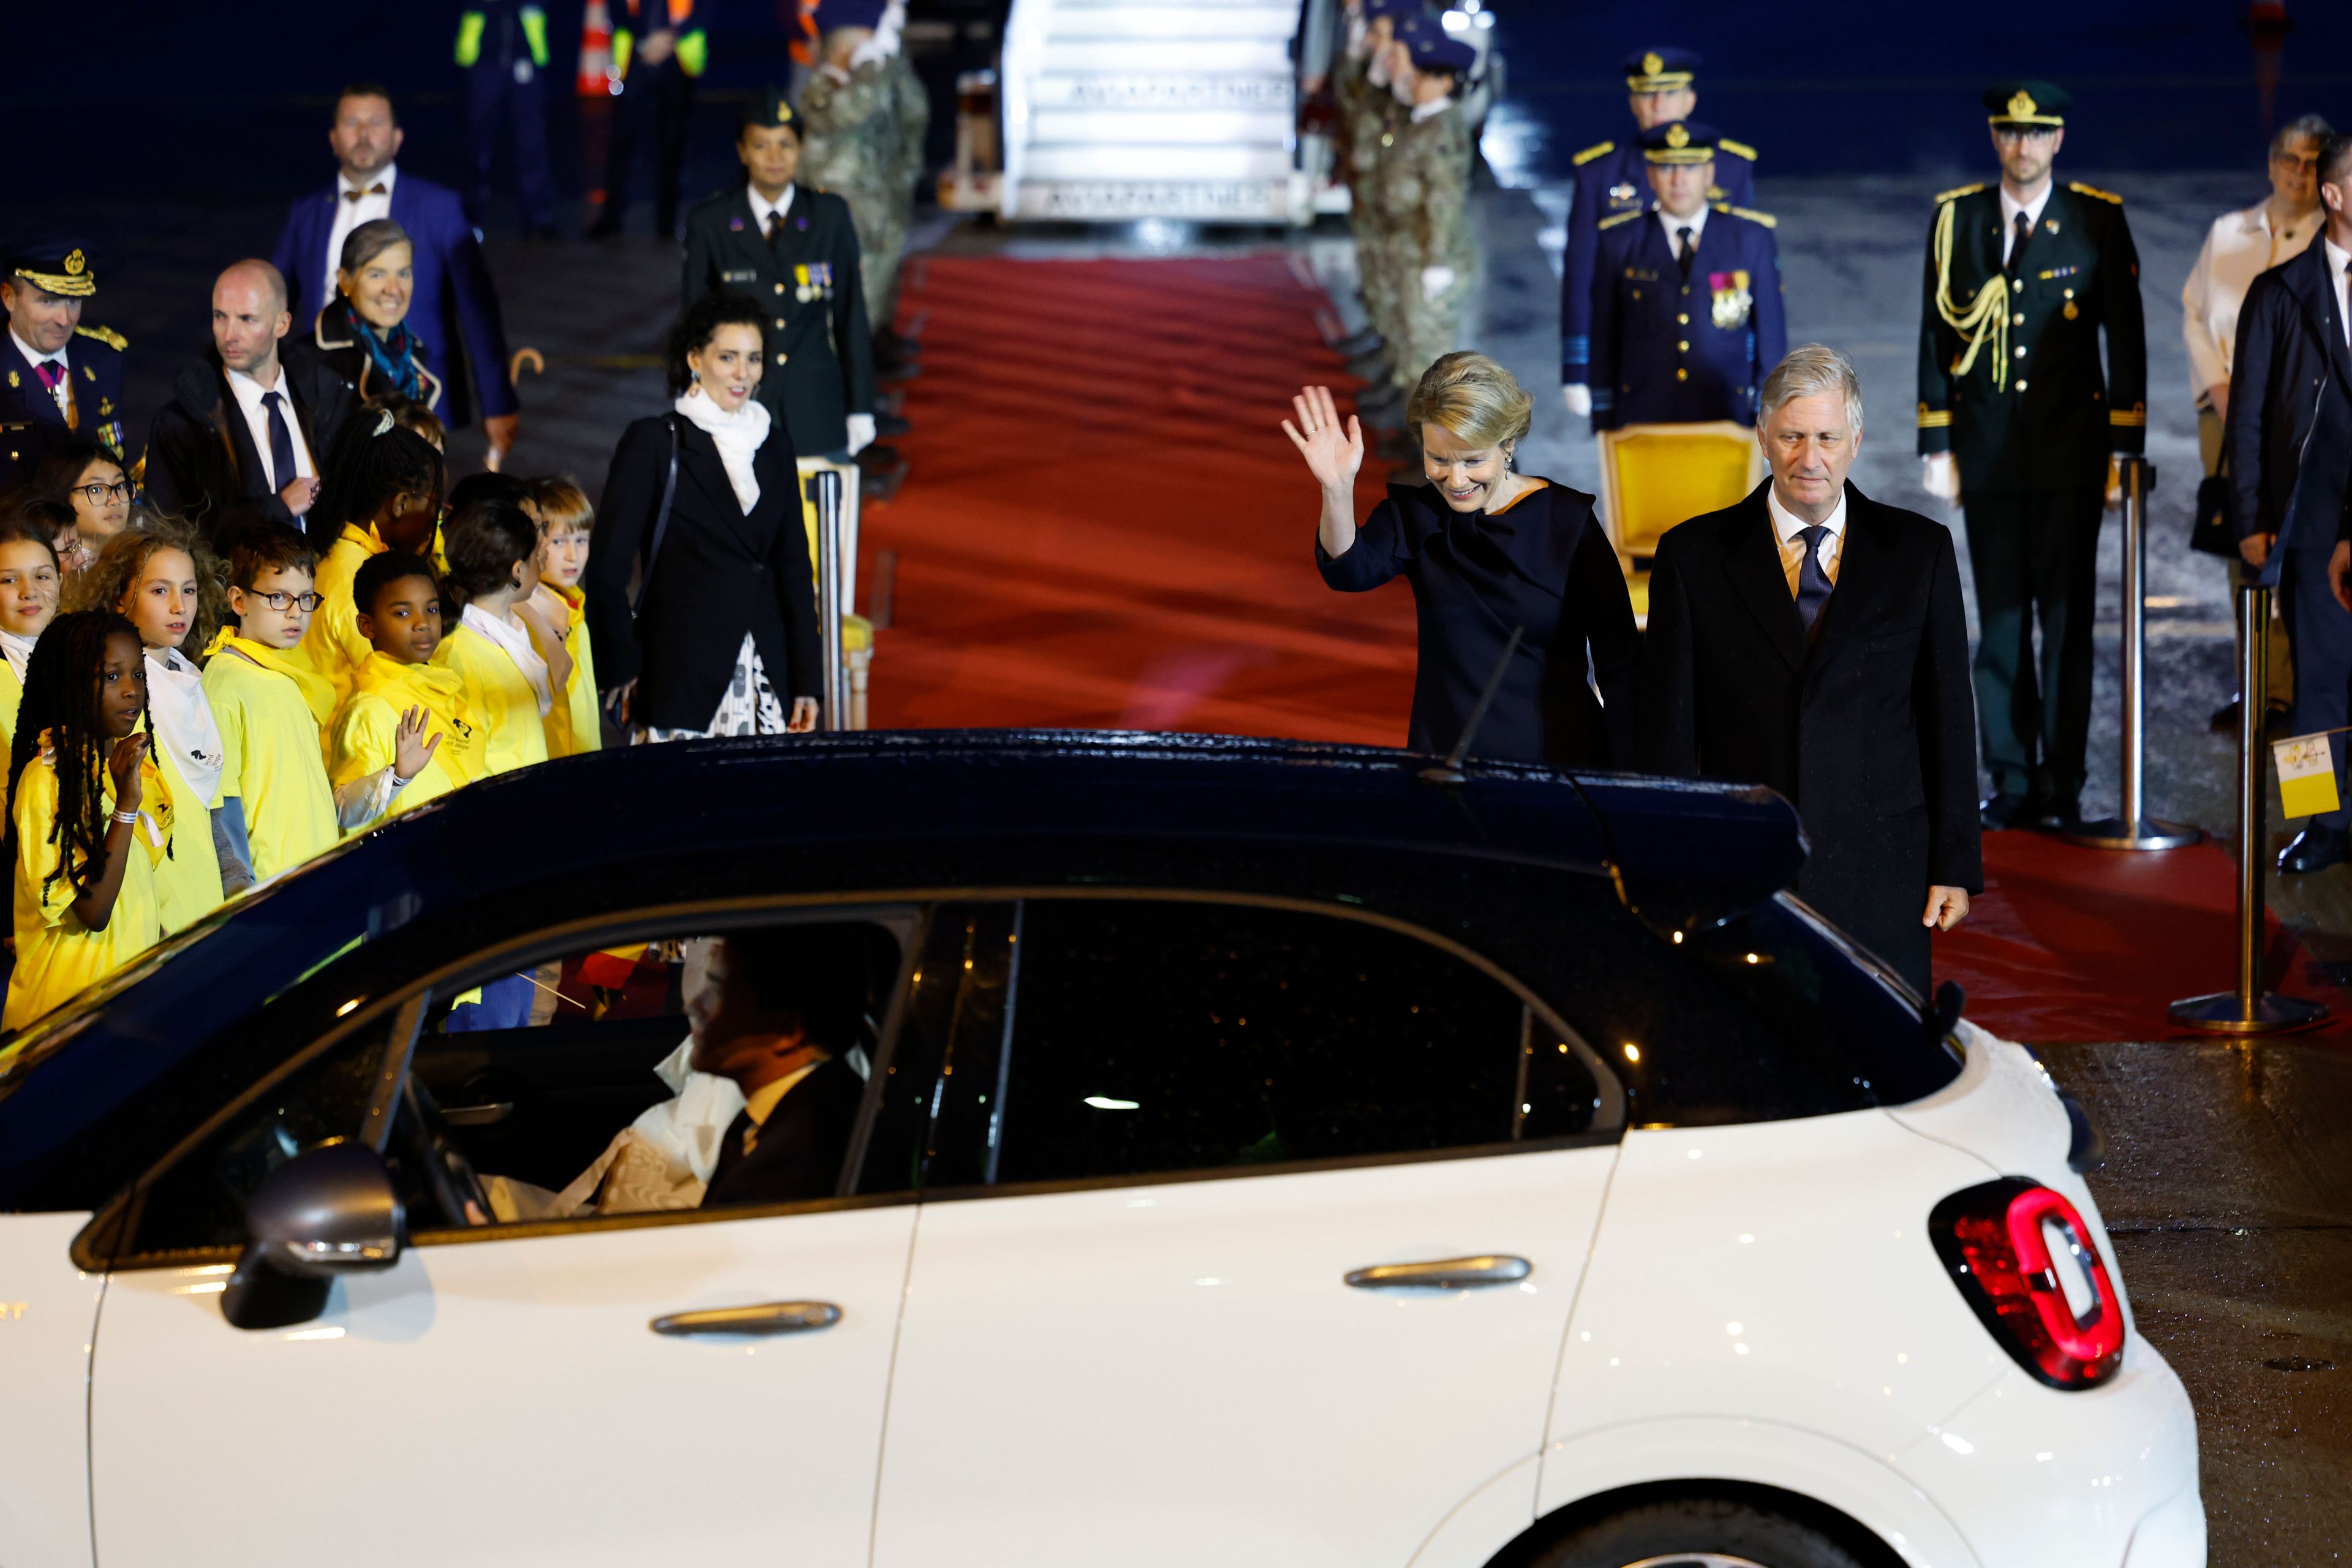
[1286,352,1639,765]
[585,292,821,739]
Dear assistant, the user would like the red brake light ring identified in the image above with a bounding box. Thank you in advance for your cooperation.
[1929,1177,2125,1390]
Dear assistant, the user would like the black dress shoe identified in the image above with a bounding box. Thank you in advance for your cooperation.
[2211,698,2240,733]
[1979,791,2039,831]
[2266,700,2295,736]
[2034,797,2081,832]
[2278,824,2351,874]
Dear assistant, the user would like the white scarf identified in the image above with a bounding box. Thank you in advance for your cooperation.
[0,628,36,684]
[462,603,553,717]
[673,388,770,513]
[144,646,226,806]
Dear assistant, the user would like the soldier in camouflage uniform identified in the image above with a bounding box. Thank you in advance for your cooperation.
[798,0,921,337]
[1333,0,1411,372]
[1370,21,1477,398]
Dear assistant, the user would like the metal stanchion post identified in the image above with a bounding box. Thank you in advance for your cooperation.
[2068,455,2201,849]
[2170,578,2326,1033]
[810,469,847,732]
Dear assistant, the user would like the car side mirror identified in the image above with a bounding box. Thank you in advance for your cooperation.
[221,1140,404,1331]
[1926,979,1965,1042]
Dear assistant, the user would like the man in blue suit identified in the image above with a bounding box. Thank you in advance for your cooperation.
[1589,121,1785,431]
[0,241,130,486]
[1562,50,1757,420]
[270,84,521,462]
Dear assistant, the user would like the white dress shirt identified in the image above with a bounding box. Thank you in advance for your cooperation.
[2328,237,2352,350]
[1767,481,1847,598]
[1408,93,1455,124]
[223,366,317,491]
[2180,201,2320,396]
[326,163,398,312]
[1999,181,2052,265]
[10,328,71,421]
[1656,201,1708,262]
[747,183,795,237]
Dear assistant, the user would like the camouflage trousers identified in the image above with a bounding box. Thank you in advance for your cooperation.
[839,184,911,332]
[1350,203,1400,350]
[1389,264,1472,393]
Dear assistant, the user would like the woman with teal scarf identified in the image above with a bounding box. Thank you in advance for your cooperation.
[288,219,445,414]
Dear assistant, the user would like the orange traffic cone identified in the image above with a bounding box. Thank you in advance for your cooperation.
[579,0,616,96]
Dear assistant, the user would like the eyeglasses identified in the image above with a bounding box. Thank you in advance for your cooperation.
[72,481,130,504]
[253,591,325,612]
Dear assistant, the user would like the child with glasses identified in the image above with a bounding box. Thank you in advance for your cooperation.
[202,527,344,883]
[30,439,132,559]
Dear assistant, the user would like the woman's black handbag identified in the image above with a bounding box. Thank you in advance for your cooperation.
[630,415,682,617]
[2190,457,2237,559]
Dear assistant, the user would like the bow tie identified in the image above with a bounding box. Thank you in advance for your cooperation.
[343,183,388,202]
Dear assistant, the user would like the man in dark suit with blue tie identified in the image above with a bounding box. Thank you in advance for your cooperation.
[270,85,522,462]
[1588,121,1785,432]
[2247,134,2352,871]
[0,241,131,487]
[1639,346,1981,995]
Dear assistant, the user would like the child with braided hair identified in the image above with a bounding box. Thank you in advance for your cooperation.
[4,611,172,1029]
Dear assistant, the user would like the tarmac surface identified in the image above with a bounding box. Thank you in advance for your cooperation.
[7,155,2348,1559]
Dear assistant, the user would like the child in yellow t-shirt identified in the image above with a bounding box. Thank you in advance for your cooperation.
[432,496,554,778]
[293,413,447,723]
[516,478,602,757]
[203,529,344,883]
[328,550,480,830]
[4,611,170,1031]
[0,523,61,756]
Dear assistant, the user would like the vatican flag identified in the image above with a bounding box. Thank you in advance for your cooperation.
[2274,733,2340,820]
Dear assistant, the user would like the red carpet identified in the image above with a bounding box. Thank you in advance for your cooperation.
[867,254,1407,739]
[869,255,2335,1045]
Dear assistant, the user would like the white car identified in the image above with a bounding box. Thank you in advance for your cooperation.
[0,736,2201,1567]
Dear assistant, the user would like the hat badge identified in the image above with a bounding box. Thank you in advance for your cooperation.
[1665,123,1690,148]
[2008,89,2037,120]
[62,249,85,276]
[1642,52,1664,76]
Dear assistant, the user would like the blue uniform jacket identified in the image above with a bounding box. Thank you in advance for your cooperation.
[270,172,519,426]
[0,326,129,485]
[1589,204,1785,431]
[1562,136,1754,385]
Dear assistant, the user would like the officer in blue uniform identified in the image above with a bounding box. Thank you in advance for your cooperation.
[0,241,129,488]
[1589,123,1785,431]
[1562,50,1757,418]
[456,1,559,239]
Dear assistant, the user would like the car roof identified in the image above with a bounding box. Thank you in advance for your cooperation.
[424,729,1806,897]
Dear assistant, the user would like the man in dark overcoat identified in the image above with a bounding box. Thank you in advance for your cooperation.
[1640,345,1981,995]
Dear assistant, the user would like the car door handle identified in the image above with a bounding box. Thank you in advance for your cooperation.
[1344,1255,1532,1290]
[649,1300,843,1336]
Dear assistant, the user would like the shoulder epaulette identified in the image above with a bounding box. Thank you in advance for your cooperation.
[1728,205,1777,228]
[1934,182,1986,205]
[74,324,126,352]
[1571,140,1615,167]
[2068,181,2124,205]
[1597,208,1643,230]
[1717,137,1757,162]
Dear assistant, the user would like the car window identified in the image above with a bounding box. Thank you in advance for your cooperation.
[935,899,1595,1191]
[854,902,1017,1196]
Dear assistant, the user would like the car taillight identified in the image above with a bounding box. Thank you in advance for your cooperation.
[1929,1177,2125,1390]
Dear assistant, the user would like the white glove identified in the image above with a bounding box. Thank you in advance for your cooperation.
[1562,383,1593,418]
[1420,265,1457,301]
[845,412,876,456]
[1921,452,1961,504]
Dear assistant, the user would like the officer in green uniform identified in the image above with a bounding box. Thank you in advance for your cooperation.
[1370,20,1476,405]
[1917,81,2146,831]
[799,0,916,340]
[682,89,878,459]
[1332,0,1412,394]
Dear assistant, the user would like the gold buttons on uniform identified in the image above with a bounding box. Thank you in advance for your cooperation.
[2013,312,2025,325]
[1676,368,1689,382]
[1678,340,1690,352]
[2012,278,2024,293]
[775,353,790,364]
[1677,312,1689,324]
[775,283,786,295]
[775,318,787,328]
[2014,346,2027,359]
[2015,379,2027,391]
